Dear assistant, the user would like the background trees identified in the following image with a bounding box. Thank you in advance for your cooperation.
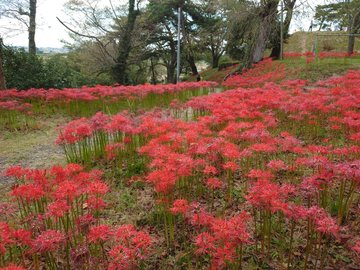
[314,0,360,54]
[0,0,358,89]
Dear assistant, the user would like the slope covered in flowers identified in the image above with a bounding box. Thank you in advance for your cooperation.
[1,58,360,269]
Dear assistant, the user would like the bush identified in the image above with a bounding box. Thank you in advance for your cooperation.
[3,47,114,90]
[3,48,46,90]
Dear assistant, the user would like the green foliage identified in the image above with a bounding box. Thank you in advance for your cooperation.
[314,2,347,31]
[3,47,45,89]
[314,0,360,31]
[3,47,114,90]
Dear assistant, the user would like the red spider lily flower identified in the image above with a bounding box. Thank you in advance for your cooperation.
[32,230,65,253]
[113,224,137,242]
[4,166,28,179]
[11,229,32,246]
[54,180,80,201]
[246,179,287,213]
[108,245,134,270]
[87,181,109,195]
[247,169,274,180]
[0,222,13,255]
[108,225,152,269]
[11,184,45,202]
[206,178,223,189]
[267,160,287,171]
[46,200,70,218]
[195,232,216,255]
[65,163,84,175]
[295,155,330,168]
[56,118,93,144]
[223,161,238,172]
[350,132,360,141]
[302,171,334,191]
[105,114,133,134]
[280,184,297,198]
[88,224,112,243]
[191,209,215,228]
[86,196,106,210]
[250,143,277,153]
[89,111,110,131]
[203,165,218,175]
[333,160,360,184]
[170,199,190,215]
[306,206,339,238]
[193,211,251,269]
[221,142,241,159]
[130,231,152,257]
[146,169,177,194]
[282,202,308,221]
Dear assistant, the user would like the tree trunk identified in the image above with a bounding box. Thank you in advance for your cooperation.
[0,38,6,90]
[187,54,198,75]
[181,10,198,76]
[251,0,280,64]
[29,0,37,54]
[270,43,281,58]
[348,10,360,55]
[166,60,176,84]
[112,0,139,84]
[150,57,157,85]
[348,35,355,55]
[270,0,296,58]
[212,53,220,69]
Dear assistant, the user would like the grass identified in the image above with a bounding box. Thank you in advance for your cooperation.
[282,56,360,82]
[284,31,360,53]
[0,115,67,171]
[200,64,240,83]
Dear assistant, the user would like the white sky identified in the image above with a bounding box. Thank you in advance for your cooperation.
[0,0,128,48]
[0,0,326,48]
[0,0,70,47]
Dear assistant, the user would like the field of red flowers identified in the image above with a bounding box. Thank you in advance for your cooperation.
[0,81,217,131]
[1,57,360,270]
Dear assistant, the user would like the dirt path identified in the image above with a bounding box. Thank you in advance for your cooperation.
[301,32,308,53]
[0,117,67,190]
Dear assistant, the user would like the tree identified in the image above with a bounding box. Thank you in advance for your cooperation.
[197,0,227,68]
[60,0,142,85]
[226,0,280,67]
[146,0,211,80]
[0,0,37,54]
[314,0,360,54]
[270,0,296,58]
[112,0,140,84]
[0,37,5,89]
[346,0,360,54]
[251,0,280,63]
[314,2,347,31]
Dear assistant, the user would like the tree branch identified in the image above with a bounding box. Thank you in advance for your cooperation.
[57,16,117,62]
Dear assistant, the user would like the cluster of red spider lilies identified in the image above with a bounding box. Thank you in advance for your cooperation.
[2,164,152,270]
[0,81,217,131]
[1,57,360,269]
